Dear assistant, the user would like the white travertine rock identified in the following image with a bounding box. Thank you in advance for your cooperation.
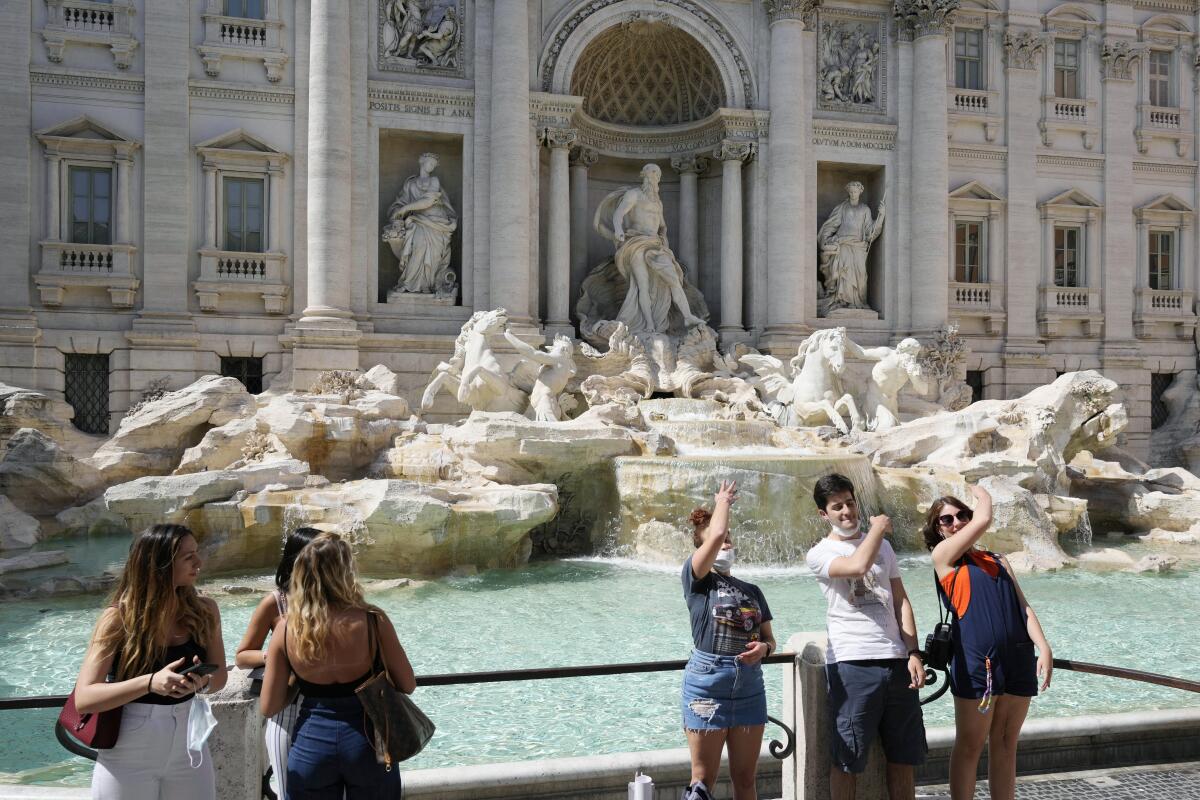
[175,415,264,474]
[255,394,408,480]
[89,375,256,484]
[104,471,246,532]
[56,497,129,536]
[1129,554,1180,574]
[0,495,41,550]
[0,549,69,574]
[631,520,692,564]
[1076,547,1137,568]
[0,427,104,513]
[0,381,101,458]
[978,476,1072,569]
[357,364,404,397]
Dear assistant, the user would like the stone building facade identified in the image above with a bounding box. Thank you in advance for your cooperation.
[1,0,1198,458]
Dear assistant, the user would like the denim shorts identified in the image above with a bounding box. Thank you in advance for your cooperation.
[825,659,927,773]
[681,650,768,730]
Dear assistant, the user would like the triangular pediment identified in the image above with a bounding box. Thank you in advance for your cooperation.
[36,115,132,143]
[1040,187,1102,208]
[1139,193,1194,213]
[950,180,1004,202]
[195,128,280,154]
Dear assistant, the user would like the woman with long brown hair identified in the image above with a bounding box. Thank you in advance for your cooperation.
[923,486,1052,800]
[260,532,416,799]
[75,524,227,799]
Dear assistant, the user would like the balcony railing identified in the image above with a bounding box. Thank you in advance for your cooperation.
[62,4,115,32]
[42,0,137,68]
[220,19,268,47]
[1041,285,1100,312]
[199,12,287,81]
[1050,98,1088,121]
[36,241,138,308]
[950,281,992,308]
[195,249,288,314]
[949,88,992,114]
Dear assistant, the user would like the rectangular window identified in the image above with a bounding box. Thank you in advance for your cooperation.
[64,353,110,435]
[954,29,983,90]
[225,0,264,18]
[1151,372,1176,430]
[1149,50,1172,107]
[223,177,265,253]
[219,356,264,395]
[1149,230,1174,291]
[1054,39,1080,99]
[1054,226,1082,287]
[68,166,112,245]
[954,221,985,283]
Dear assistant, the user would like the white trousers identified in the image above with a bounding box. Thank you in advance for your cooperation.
[265,695,302,798]
[91,701,214,800]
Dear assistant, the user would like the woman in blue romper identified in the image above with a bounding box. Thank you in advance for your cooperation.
[924,485,1053,800]
[681,480,777,800]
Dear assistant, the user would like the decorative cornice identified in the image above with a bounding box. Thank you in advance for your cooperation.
[540,126,579,149]
[812,122,896,150]
[30,68,143,94]
[540,0,754,105]
[1036,153,1105,170]
[368,83,476,119]
[670,154,711,174]
[949,146,1007,162]
[1133,160,1198,176]
[893,0,959,40]
[1134,0,1195,12]
[1003,28,1045,71]
[189,81,295,105]
[763,0,820,27]
[1101,39,1142,81]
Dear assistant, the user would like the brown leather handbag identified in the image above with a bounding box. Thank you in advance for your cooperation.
[356,613,434,770]
[58,647,123,749]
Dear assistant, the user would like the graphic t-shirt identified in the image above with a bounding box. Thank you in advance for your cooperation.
[806,533,906,663]
[682,555,773,657]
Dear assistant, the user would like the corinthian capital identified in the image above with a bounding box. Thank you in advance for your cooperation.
[569,145,598,168]
[1100,39,1142,81]
[893,0,959,40]
[1003,28,1046,71]
[762,0,820,27]
[540,127,579,149]
[670,154,711,174]
[715,140,755,162]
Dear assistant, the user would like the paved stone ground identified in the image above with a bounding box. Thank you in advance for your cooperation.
[916,763,1200,799]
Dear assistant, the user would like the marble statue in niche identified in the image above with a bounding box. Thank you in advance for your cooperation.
[577,164,707,340]
[382,152,458,299]
[820,21,881,105]
[817,180,884,316]
[382,0,462,70]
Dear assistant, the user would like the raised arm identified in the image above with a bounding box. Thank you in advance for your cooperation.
[503,329,554,366]
[690,481,738,581]
[930,485,993,577]
[826,514,892,579]
[234,594,279,669]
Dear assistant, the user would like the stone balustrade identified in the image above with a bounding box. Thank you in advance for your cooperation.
[35,241,139,308]
[1133,287,1196,339]
[41,0,137,68]
[1038,284,1103,337]
[1051,97,1088,121]
[219,19,268,47]
[195,249,288,314]
[61,4,115,32]
[949,88,991,114]
[198,11,287,81]
[948,281,1005,334]
[1136,104,1193,157]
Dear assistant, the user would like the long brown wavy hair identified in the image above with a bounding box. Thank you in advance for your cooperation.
[92,524,215,681]
[921,496,970,551]
[287,533,379,662]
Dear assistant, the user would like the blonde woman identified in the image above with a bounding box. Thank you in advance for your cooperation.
[74,524,227,800]
[260,533,416,799]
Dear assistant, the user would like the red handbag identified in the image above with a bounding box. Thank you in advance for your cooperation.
[58,647,123,749]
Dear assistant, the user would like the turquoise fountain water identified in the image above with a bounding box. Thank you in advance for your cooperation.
[2,555,1198,786]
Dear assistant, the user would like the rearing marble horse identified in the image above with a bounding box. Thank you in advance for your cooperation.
[742,327,862,434]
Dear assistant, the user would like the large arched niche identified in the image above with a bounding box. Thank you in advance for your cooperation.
[571,21,726,126]
[540,0,755,110]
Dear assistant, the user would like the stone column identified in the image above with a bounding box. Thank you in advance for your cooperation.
[670,154,709,286]
[46,154,62,241]
[269,164,284,252]
[541,127,577,337]
[569,146,597,306]
[762,0,818,352]
[202,164,218,250]
[489,0,534,328]
[116,154,132,245]
[1099,37,1140,345]
[895,0,955,333]
[291,0,361,388]
[715,140,753,346]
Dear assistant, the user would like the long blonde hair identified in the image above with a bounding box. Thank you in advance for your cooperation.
[93,524,215,681]
[287,533,376,662]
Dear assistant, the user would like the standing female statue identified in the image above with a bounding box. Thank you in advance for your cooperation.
[817,180,885,315]
[382,152,458,296]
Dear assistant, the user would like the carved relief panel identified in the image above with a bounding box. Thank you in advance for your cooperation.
[817,9,888,115]
[378,0,467,78]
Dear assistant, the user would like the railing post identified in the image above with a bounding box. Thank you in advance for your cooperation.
[208,668,265,800]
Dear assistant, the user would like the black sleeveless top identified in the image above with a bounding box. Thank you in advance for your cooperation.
[135,638,208,705]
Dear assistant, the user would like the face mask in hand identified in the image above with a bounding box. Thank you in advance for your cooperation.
[187,695,218,769]
[712,548,736,574]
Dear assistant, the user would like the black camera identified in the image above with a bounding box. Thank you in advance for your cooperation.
[923,622,954,671]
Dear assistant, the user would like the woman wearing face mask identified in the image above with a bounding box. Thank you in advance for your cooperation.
[680,480,777,800]
[925,485,1052,800]
[75,523,227,800]
[235,527,321,799]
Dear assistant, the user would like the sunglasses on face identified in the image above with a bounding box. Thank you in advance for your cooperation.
[938,509,973,527]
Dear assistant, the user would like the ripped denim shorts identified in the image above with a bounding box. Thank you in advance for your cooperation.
[680,649,767,731]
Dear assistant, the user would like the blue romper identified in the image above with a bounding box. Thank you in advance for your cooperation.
[937,550,1038,702]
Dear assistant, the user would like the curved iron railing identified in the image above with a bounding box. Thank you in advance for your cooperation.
[2,654,1198,799]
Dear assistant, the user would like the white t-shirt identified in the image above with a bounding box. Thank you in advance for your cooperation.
[806,532,907,663]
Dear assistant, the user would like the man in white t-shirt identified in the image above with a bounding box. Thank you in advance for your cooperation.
[806,473,927,800]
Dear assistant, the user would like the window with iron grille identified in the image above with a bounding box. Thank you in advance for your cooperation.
[223,177,265,253]
[64,353,110,435]
[1149,50,1171,107]
[1149,230,1174,291]
[225,0,264,18]
[1054,39,1079,99]
[954,221,985,283]
[1054,226,1081,287]
[965,370,984,404]
[220,356,264,394]
[1151,372,1176,430]
[954,29,983,90]
[69,166,112,245]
